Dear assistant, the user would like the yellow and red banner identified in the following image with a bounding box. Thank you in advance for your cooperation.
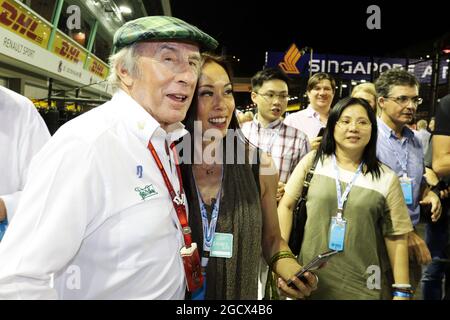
[52,31,86,65]
[0,0,50,48]
[86,55,109,79]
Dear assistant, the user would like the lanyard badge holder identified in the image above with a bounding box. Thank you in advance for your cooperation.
[196,169,233,261]
[385,136,413,205]
[148,141,203,292]
[329,210,346,251]
[329,155,362,252]
[179,228,203,292]
[399,173,413,205]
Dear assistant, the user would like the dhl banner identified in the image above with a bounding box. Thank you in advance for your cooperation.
[0,0,50,48]
[0,26,112,95]
[52,31,87,65]
[86,54,109,79]
[0,0,111,95]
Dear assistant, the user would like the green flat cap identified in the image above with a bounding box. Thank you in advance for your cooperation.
[113,15,218,51]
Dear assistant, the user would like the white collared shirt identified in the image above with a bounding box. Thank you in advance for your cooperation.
[0,86,50,222]
[0,90,188,299]
[284,105,326,141]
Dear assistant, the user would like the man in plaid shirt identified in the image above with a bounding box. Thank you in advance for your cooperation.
[241,68,310,202]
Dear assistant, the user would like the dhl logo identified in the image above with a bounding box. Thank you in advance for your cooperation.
[0,1,42,44]
[57,40,81,63]
[279,43,302,74]
[89,60,106,77]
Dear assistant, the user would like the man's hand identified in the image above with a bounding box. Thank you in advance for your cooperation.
[440,186,450,199]
[424,168,439,187]
[420,190,442,222]
[0,198,6,222]
[310,137,322,151]
[276,182,285,202]
[277,271,318,300]
[408,231,431,265]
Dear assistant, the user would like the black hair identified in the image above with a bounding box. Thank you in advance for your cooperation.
[181,53,247,164]
[251,67,291,92]
[316,96,382,179]
[183,52,239,131]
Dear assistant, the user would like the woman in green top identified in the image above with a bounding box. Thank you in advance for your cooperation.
[279,97,413,299]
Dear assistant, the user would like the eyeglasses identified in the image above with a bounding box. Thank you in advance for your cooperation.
[385,95,423,107]
[256,92,290,101]
[336,119,372,130]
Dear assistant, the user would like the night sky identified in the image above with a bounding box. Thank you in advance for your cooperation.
[170,0,449,77]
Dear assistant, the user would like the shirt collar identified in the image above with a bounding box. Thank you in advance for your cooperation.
[402,126,415,140]
[253,114,282,129]
[305,105,320,119]
[112,90,188,146]
[377,117,415,140]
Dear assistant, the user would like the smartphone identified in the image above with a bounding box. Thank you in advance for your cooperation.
[317,127,325,137]
[287,250,339,287]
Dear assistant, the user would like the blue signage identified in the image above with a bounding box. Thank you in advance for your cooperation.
[267,52,449,84]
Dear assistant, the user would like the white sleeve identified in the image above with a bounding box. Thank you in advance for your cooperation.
[1,191,21,222]
[1,100,50,222]
[0,136,105,299]
[283,113,294,128]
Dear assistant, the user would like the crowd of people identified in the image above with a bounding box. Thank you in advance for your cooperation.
[0,15,449,300]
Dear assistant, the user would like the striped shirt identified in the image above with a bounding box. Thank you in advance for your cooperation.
[241,116,310,183]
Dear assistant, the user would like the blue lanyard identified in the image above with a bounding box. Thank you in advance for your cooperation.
[380,128,409,175]
[194,167,223,262]
[332,154,363,219]
[199,192,221,250]
[387,137,409,175]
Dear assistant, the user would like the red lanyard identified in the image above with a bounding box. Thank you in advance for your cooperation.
[148,140,192,247]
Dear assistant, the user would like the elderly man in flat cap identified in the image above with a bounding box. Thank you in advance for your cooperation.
[0,16,217,300]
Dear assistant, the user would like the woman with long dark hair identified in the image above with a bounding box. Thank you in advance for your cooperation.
[179,54,317,299]
[279,97,413,299]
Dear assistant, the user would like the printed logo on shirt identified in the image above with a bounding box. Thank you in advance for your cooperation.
[136,165,143,178]
[135,184,158,200]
